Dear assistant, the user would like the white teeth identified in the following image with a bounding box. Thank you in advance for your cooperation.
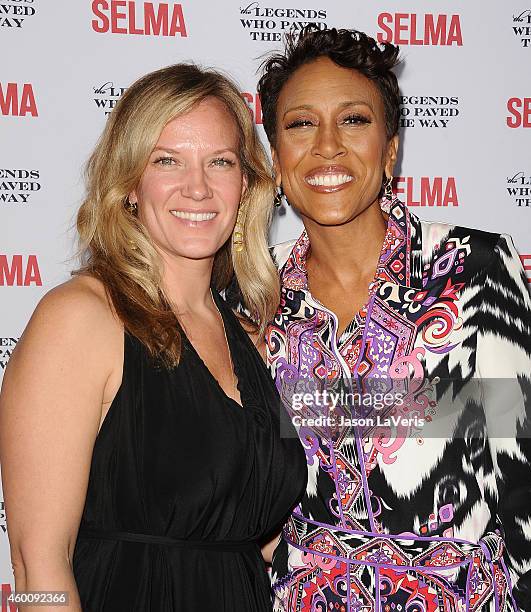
[306,174,353,187]
[170,210,217,221]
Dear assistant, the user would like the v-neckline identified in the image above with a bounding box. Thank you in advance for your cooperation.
[306,230,389,345]
[184,290,245,410]
[281,197,413,349]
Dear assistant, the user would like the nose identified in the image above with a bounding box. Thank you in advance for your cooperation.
[311,122,346,159]
[181,167,213,201]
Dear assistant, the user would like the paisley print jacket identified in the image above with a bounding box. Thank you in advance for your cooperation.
[266,197,531,611]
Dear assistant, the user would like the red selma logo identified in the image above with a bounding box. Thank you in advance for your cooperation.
[377,13,463,46]
[520,255,531,283]
[241,92,262,124]
[393,177,459,207]
[0,83,37,117]
[507,98,531,127]
[0,255,42,286]
[1,583,17,612]
[91,1,187,36]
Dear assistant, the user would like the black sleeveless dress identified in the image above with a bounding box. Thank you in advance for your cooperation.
[72,290,307,611]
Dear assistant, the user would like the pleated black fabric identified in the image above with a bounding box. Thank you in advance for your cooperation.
[72,290,307,611]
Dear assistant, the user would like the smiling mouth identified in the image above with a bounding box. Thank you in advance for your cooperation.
[305,174,353,187]
[170,210,217,221]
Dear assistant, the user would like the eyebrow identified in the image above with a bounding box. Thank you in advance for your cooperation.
[151,146,239,155]
[282,100,374,118]
[152,147,178,155]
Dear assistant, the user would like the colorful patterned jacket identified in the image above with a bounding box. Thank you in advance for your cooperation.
[266,197,531,611]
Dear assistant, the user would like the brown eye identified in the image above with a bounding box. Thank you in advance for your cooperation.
[286,119,314,129]
[342,114,371,125]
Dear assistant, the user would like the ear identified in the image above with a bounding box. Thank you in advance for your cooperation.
[271,147,282,187]
[128,189,138,204]
[384,135,399,179]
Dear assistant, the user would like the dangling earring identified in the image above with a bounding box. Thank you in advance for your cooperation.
[124,196,138,215]
[124,197,139,250]
[232,206,245,253]
[274,184,284,207]
[384,176,393,202]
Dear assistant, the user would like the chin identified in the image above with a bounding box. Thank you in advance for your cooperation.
[304,209,357,227]
[176,243,222,260]
[158,236,223,261]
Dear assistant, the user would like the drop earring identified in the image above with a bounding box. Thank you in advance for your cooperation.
[274,184,284,207]
[232,206,245,253]
[384,176,393,202]
[124,197,138,215]
[124,197,139,250]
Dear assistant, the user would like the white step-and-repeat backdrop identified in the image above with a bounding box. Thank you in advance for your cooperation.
[1,0,530,600]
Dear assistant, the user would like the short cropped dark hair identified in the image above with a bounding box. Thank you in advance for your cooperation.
[257,25,401,146]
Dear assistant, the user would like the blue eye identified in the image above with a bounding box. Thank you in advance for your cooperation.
[155,157,175,166]
[211,158,236,167]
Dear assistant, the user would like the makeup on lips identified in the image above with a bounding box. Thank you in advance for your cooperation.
[304,165,354,193]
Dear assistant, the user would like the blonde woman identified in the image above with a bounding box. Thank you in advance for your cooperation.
[0,64,306,611]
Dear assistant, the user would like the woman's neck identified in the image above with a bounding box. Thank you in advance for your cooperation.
[158,251,215,316]
[304,199,388,286]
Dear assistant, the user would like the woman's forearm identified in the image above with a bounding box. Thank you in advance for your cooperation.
[12,554,82,611]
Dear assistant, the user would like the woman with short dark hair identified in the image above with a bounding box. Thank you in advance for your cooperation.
[258,26,531,611]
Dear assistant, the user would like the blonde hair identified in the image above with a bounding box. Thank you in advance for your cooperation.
[74,63,278,367]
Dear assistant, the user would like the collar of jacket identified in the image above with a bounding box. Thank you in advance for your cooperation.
[279,196,424,292]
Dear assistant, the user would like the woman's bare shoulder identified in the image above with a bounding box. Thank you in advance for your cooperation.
[13,274,123,373]
[43,273,111,310]
[33,274,120,331]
